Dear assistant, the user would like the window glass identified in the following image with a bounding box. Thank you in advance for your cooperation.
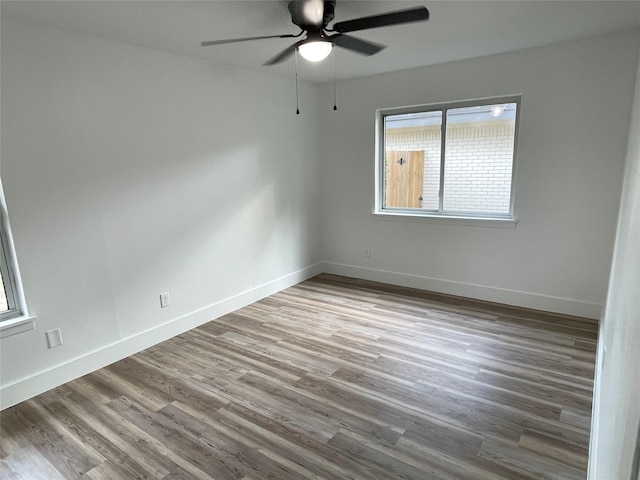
[377,96,519,219]
[0,274,8,313]
[384,110,441,210]
[443,103,517,214]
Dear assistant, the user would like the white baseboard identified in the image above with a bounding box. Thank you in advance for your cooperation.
[0,262,323,410]
[321,261,602,319]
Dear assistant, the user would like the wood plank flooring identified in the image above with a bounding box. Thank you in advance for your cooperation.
[0,274,598,479]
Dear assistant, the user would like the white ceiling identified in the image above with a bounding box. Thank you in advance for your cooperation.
[3,0,640,83]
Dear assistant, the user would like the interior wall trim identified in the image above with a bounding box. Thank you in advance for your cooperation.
[322,261,603,320]
[0,262,323,410]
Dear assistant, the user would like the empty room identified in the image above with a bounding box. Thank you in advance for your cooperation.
[1,1,639,479]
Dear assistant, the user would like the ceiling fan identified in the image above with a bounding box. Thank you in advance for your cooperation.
[201,0,430,65]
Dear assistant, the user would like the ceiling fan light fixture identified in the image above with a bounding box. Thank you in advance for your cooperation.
[298,40,333,62]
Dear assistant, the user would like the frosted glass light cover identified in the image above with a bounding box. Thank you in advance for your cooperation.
[298,41,332,62]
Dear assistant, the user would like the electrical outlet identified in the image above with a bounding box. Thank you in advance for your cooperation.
[160,292,171,308]
[46,328,63,349]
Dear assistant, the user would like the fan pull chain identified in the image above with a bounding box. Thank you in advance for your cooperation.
[332,46,337,111]
[295,49,300,115]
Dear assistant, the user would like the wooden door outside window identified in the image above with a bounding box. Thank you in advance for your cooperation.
[385,150,424,208]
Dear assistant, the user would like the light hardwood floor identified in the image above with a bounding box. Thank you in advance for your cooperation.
[0,274,597,479]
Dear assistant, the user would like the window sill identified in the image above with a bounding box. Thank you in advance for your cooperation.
[372,211,518,228]
[0,315,36,339]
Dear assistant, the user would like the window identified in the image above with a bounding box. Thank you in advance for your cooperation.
[375,96,520,223]
[0,211,20,318]
[0,180,28,328]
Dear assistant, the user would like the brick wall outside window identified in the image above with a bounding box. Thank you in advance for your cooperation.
[386,120,515,213]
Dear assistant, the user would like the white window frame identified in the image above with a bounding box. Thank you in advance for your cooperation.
[374,95,521,227]
[0,180,34,338]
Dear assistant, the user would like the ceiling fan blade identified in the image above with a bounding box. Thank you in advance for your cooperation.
[331,34,385,56]
[331,6,429,34]
[263,40,303,65]
[201,33,300,47]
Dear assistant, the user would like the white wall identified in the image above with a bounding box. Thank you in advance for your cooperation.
[589,43,640,480]
[0,18,322,409]
[319,31,640,318]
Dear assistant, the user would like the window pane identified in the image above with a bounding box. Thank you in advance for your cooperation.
[443,103,517,214]
[384,111,441,210]
[0,273,7,312]
[0,195,21,320]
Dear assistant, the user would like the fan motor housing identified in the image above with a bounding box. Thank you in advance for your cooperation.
[288,0,336,29]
